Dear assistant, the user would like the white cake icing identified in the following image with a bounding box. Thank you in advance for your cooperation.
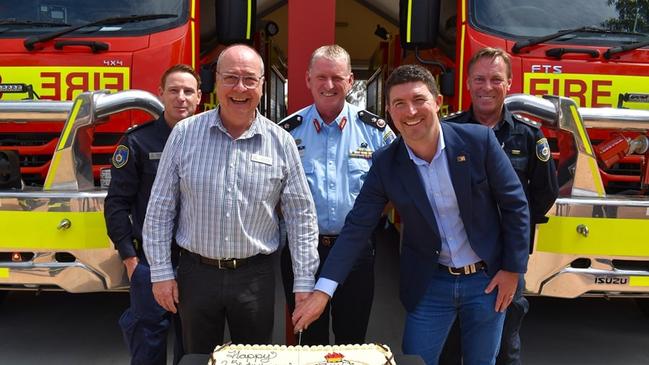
[208,343,396,365]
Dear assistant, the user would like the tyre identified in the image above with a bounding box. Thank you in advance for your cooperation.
[635,298,649,317]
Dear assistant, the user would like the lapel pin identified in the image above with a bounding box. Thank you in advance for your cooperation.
[457,155,466,162]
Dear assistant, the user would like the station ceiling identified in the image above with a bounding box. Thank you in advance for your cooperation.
[257,0,399,24]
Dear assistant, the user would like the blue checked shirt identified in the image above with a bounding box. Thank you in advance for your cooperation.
[287,102,396,235]
[143,108,319,291]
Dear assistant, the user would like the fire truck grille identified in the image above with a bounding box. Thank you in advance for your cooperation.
[1,132,123,187]
[0,133,59,146]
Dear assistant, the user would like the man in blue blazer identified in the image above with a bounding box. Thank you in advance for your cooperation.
[293,64,530,365]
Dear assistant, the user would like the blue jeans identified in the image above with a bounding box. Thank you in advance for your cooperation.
[402,268,505,365]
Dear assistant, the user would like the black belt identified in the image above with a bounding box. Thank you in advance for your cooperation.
[319,235,339,247]
[439,261,487,276]
[181,248,262,270]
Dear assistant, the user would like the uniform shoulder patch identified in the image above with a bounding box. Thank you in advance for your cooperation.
[358,110,387,130]
[279,114,303,132]
[441,110,467,122]
[112,145,129,168]
[125,122,154,135]
[513,114,541,129]
[536,137,551,162]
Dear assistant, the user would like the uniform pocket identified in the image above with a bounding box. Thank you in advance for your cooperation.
[348,158,370,195]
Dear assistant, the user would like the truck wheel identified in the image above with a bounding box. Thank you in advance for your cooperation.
[636,299,649,317]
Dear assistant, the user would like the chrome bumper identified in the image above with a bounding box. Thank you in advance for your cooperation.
[526,196,649,298]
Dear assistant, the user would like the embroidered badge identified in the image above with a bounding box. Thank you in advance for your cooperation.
[536,138,551,162]
[349,143,373,159]
[338,116,347,130]
[383,130,396,143]
[112,145,129,168]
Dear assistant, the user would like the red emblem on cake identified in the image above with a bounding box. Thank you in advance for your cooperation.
[324,352,344,363]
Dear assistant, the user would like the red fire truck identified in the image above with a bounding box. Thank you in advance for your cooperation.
[387,0,649,302]
[0,0,288,294]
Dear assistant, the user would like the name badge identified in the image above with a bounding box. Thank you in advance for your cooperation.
[149,152,162,160]
[251,154,272,165]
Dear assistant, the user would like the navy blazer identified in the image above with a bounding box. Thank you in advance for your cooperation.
[320,122,530,312]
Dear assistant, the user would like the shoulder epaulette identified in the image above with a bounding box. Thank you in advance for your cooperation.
[279,114,303,132]
[512,113,541,129]
[125,122,155,135]
[441,110,467,121]
[358,110,387,130]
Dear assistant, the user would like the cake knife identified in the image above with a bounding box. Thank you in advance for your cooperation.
[297,330,303,365]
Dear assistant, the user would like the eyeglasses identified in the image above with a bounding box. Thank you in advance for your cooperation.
[217,72,264,89]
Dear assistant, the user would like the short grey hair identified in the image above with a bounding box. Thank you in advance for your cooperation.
[308,44,352,73]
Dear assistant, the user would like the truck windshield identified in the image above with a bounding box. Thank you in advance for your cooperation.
[0,0,186,36]
[471,0,649,44]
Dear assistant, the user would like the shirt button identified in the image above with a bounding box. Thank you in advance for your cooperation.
[330,183,334,188]
[229,164,234,168]
[434,250,440,255]
[227,188,232,192]
[224,237,229,241]
[226,213,230,218]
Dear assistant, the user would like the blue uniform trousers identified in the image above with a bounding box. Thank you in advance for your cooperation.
[119,262,181,365]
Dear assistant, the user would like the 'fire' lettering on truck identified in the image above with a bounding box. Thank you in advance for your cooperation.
[0,67,130,101]
[523,73,649,109]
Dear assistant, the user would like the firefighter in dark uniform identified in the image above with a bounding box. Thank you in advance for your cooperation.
[440,48,558,365]
[104,64,201,365]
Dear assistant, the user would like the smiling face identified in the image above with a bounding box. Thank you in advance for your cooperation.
[386,81,442,147]
[306,56,353,122]
[216,45,264,129]
[466,55,512,123]
[159,71,201,126]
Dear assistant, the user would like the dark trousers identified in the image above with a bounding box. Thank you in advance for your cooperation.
[280,238,375,345]
[439,275,529,365]
[119,262,184,365]
[176,250,275,354]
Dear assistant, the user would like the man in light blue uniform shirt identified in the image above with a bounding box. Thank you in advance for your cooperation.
[279,45,395,345]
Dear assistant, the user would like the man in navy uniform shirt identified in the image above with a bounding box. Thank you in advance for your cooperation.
[440,47,558,365]
[104,64,201,365]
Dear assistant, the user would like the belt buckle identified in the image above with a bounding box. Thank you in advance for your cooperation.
[231,259,237,269]
[447,266,461,276]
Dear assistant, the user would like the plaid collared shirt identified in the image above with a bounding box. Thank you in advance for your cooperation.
[144,107,319,291]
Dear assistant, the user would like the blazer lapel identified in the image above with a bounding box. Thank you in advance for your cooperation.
[395,138,440,237]
[442,124,473,228]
